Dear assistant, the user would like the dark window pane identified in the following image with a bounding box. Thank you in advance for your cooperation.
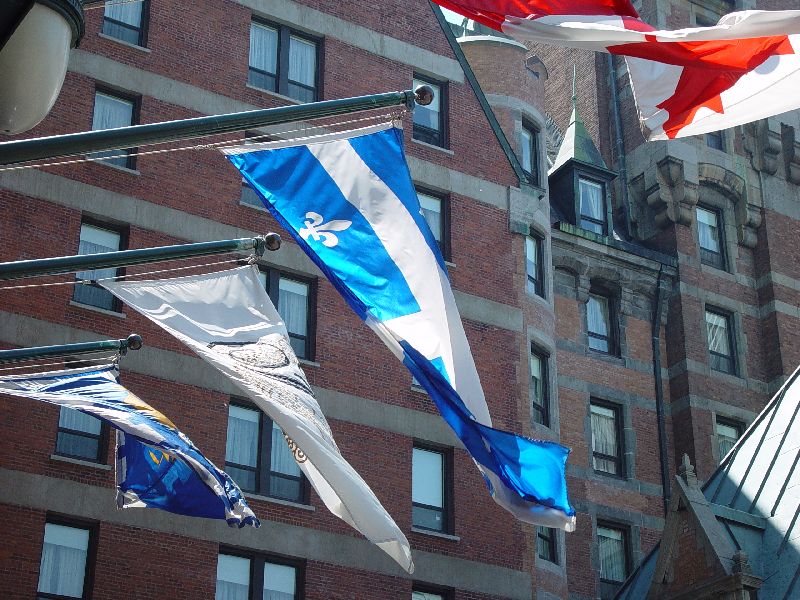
[248,70,277,92]
[241,184,262,207]
[412,504,444,531]
[55,431,100,461]
[90,92,135,168]
[269,475,302,502]
[226,465,257,494]
[591,404,620,476]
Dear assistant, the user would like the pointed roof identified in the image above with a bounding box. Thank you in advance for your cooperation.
[550,67,610,176]
[615,367,800,599]
[549,101,609,175]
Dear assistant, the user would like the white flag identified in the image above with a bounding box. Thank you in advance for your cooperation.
[102,266,413,573]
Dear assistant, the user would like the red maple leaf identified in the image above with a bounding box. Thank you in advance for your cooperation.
[608,36,795,138]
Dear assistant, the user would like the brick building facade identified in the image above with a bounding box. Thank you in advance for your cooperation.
[0,1,797,600]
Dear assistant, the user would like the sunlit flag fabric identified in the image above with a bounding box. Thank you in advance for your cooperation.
[222,123,576,531]
[100,267,414,573]
[434,0,800,139]
[0,364,258,527]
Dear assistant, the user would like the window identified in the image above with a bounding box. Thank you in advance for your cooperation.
[590,401,623,477]
[73,221,125,311]
[416,189,449,259]
[216,552,300,600]
[597,524,629,584]
[249,20,319,103]
[716,417,743,462]
[90,90,137,169]
[525,235,544,297]
[705,308,736,375]
[102,0,148,46]
[537,526,558,563]
[55,408,105,463]
[412,75,446,147]
[412,445,451,533]
[520,121,540,186]
[587,293,614,354]
[412,586,452,600]
[697,205,726,270]
[706,129,725,151]
[225,402,306,503]
[257,269,314,360]
[530,347,549,427]
[579,178,607,235]
[37,521,94,600]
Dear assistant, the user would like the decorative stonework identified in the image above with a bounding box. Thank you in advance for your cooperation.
[781,123,800,185]
[631,156,698,236]
[744,119,781,175]
[698,163,762,249]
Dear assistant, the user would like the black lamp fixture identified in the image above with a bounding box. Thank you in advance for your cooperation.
[0,0,85,134]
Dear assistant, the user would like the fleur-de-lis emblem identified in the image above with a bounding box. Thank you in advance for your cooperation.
[299,211,351,248]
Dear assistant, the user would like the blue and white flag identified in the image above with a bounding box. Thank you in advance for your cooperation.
[223,122,576,530]
[0,365,259,528]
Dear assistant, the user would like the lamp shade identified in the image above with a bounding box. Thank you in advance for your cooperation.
[0,0,84,134]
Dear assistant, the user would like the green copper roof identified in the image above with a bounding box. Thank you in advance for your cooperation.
[549,102,609,175]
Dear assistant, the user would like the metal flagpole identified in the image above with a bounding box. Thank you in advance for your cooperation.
[0,87,432,166]
[0,334,143,364]
[0,233,280,281]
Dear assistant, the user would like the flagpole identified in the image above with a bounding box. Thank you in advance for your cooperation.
[0,234,280,281]
[0,334,143,364]
[0,87,433,166]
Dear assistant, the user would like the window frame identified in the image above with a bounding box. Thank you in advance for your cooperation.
[411,442,454,534]
[537,525,558,564]
[705,306,737,376]
[37,515,98,600]
[530,345,550,427]
[225,398,309,504]
[248,18,321,103]
[696,204,727,271]
[715,415,744,462]
[705,129,725,151]
[412,73,448,148]
[258,267,316,361]
[216,548,304,600]
[101,0,149,47]
[578,177,608,236]
[520,119,541,186]
[54,406,109,464]
[73,216,128,313]
[590,399,625,479]
[415,186,450,261]
[90,87,140,170]
[596,521,631,586]
[525,233,545,298]
[587,291,617,356]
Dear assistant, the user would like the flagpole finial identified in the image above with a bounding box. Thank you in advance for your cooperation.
[414,85,434,107]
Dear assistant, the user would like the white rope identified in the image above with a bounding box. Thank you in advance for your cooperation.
[0,111,404,173]
[0,256,243,291]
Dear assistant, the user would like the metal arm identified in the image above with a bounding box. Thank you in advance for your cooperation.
[0,334,143,364]
[0,233,280,281]
[0,87,433,166]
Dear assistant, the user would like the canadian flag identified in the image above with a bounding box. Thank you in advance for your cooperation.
[434,0,800,140]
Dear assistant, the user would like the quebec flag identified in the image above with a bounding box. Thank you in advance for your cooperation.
[0,365,259,528]
[223,122,575,530]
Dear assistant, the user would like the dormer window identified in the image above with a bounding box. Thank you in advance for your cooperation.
[579,178,606,235]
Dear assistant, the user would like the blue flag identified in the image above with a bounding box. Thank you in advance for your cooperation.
[0,365,258,527]
[223,123,575,530]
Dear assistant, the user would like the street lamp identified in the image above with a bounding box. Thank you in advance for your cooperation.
[0,0,85,134]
